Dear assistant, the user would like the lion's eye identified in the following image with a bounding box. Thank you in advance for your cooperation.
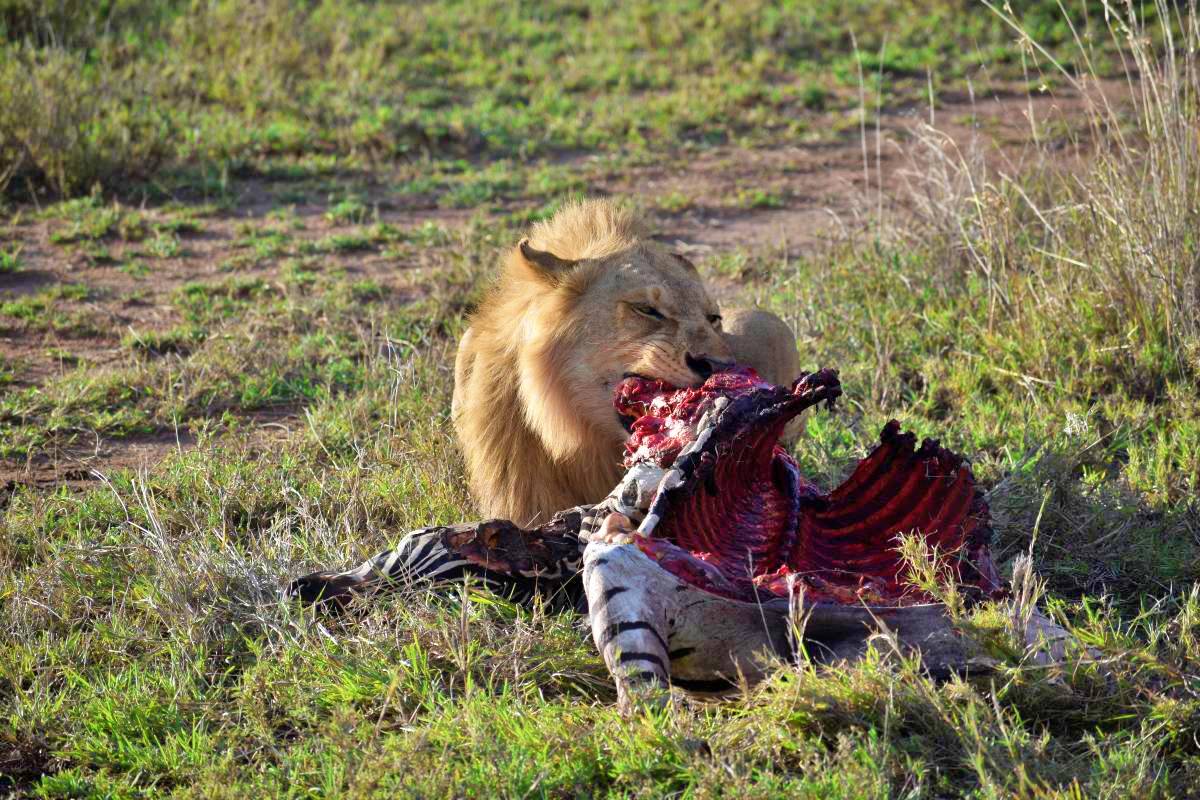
[707,314,722,327]
[633,304,666,320]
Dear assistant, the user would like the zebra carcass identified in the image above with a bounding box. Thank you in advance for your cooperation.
[288,368,1078,711]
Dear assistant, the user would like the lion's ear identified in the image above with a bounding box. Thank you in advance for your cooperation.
[519,238,576,277]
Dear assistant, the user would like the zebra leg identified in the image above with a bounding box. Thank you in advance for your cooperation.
[583,514,674,713]
[286,511,588,612]
[285,527,485,611]
[582,513,799,709]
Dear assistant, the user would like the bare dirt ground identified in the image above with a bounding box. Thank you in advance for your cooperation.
[0,83,1108,487]
[640,88,1097,246]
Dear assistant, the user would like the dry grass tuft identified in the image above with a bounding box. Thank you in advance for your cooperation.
[902,0,1200,368]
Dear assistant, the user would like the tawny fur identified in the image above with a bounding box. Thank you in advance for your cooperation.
[452,199,800,527]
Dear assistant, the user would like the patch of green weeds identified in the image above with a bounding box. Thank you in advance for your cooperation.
[280,259,319,290]
[301,232,374,255]
[653,191,694,214]
[0,245,22,273]
[121,258,150,278]
[800,83,831,111]
[266,206,305,230]
[46,195,148,244]
[123,324,208,357]
[522,163,588,200]
[235,228,291,262]
[349,279,388,303]
[175,278,273,323]
[0,284,92,333]
[706,251,756,280]
[325,196,370,225]
[145,231,182,259]
[365,222,405,245]
[405,221,453,247]
[442,163,520,208]
[731,187,787,210]
[153,216,204,236]
[47,198,121,244]
[44,346,81,366]
[76,240,116,265]
[396,173,445,197]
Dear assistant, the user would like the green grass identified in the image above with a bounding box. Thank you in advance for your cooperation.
[4,208,1199,794]
[2,1,1200,797]
[0,245,20,273]
[45,195,148,244]
[0,284,103,337]
[0,0,1146,199]
[325,197,370,226]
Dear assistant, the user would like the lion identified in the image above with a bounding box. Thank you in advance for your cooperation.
[452,199,801,527]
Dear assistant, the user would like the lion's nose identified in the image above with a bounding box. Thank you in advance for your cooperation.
[686,353,734,380]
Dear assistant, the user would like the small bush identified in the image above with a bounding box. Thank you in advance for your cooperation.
[0,44,172,197]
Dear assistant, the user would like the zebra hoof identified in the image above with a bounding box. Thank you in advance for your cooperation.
[284,570,367,612]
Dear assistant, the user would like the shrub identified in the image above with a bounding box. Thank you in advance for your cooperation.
[0,43,172,196]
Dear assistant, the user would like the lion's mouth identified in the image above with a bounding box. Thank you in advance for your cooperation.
[611,368,1001,605]
[616,372,659,433]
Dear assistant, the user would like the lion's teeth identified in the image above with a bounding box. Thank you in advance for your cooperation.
[713,396,730,411]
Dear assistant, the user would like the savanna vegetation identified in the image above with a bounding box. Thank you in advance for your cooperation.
[1,1,1198,797]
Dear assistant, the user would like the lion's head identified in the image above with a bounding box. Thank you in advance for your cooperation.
[454,199,734,525]
[510,201,732,459]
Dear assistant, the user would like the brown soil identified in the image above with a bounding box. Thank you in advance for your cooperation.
[625,85,1104,248]
[0,738,56,796]
[0,406,303,502]
[0,81,1116,486]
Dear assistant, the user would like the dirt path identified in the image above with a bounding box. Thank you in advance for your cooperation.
[633,86,1098,249]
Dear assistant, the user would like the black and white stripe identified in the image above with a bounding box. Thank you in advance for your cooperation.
[357,527,522,596]
[286,516,588,611]
[583,543,673,707]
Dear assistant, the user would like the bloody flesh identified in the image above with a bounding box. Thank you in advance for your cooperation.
[613,367,1002,605]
